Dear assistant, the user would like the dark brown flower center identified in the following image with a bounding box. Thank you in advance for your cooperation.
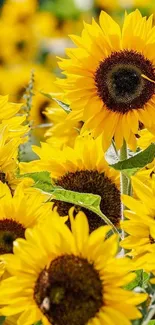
[39,100,50,122]
[34,254,103,325]
[95,50,155,114]
[53,169,121,232]
[0,219,25,254]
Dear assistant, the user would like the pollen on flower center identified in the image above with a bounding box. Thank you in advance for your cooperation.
[34,254,103,325]
[53,169,121,231]
[95,50,155,114]
[0,219,25,254]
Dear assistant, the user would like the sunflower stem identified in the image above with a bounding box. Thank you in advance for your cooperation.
[120,140,128,242]
[120,140,128,198]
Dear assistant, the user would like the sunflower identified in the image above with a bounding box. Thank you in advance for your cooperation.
[20,136,120,231]
[57,10,155,151]
[0,211,147,325]
[0,180,56,256]
[1,0,37,25]
[121,176,155,256]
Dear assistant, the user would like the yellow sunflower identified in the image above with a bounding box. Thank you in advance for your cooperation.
[121,176,155,256]
[20,136,120,230]
[1,0,37,25]
[0,211,147,325]
[0,180,56,256]
[57,10,155,151]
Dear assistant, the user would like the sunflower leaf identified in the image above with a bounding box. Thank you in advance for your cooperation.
[20,171,119,234]
[148,322,155,325]
[124,270,150,291]
[51,188,119,233]
[19,171,55,192]
[110,143,155,171]
[40,92,71,114]
[52,98,71,114]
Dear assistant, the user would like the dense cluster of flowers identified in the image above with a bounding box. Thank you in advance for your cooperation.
[1,1,155,325]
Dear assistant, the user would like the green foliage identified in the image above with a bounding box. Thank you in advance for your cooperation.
[125,270,150,291]
[39,0,80,20]
[22,171,55,192]
[21,171,119,234]
[34,321,42,325]
[148,322,155,325]
[111,144,155,171]
[0,317,5,325]
[41,92,71,114]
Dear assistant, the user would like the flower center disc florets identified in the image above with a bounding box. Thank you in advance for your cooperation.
[54,169,121,231]
[34,254,103,325]
[0,219,25,254]
[95,50,155,113]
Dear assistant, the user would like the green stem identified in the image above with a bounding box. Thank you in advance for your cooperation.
[120,140,128,243]
[120,140,128,198]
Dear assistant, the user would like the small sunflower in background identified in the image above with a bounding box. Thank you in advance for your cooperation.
[57,10,155,151]
[1,65,60,139]
[20,136,120,231]
[1,0,37,25]
[0,0,38,65]
[0,211,147,325]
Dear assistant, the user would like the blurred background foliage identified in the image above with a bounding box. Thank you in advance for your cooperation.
[0,0,153,159]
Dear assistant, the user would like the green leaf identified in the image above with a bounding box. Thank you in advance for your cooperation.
[52,98,71,114]
[41,92,71,114]
[52,189,119,233]
[20,171,55,192]
[21,172,119,234]
[124,270,150,291]
[0,317,5,325]
[148,321,155,324]
[111,143,155,171]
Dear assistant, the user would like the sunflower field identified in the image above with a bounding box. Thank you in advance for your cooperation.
[1,0,155,325]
